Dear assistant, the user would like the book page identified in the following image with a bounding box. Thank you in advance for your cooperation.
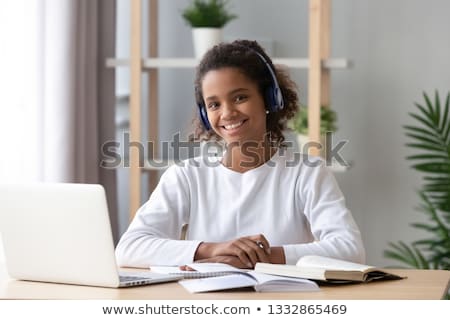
[179,274,256,293]
[248,271,319,292]
[297,256,375,272]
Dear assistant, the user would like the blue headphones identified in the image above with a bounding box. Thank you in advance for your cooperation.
[196,50,285,130]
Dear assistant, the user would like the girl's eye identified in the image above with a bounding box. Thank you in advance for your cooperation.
[207,102,219,109]
[234,95,247,103]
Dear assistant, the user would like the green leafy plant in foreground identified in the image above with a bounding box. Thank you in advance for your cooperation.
[384,91,450,271]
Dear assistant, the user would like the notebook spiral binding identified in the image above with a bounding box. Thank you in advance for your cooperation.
[169,271,242,279]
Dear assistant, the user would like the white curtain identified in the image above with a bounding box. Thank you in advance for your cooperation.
[0,1,41,182]
[0,0,118,238]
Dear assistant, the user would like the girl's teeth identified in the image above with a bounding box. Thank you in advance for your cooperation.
[225,121,243,130]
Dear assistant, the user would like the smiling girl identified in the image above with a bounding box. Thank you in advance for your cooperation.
[115,40,365,268]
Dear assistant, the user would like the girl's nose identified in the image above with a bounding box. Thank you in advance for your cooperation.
[221,102,238,119]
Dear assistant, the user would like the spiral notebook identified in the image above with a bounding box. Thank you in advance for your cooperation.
[149,263,249,279]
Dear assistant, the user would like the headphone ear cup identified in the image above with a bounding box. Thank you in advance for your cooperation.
[265,85,284,113]
[197,102,212,130]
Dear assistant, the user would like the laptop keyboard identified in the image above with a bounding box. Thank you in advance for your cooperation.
[119,275,151,282]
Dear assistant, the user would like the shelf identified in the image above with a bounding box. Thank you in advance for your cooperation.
[106,57,352,69]
[121,0,346,219]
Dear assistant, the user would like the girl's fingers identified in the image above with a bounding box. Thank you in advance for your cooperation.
[249,234,271,255]
[240,238,270,263]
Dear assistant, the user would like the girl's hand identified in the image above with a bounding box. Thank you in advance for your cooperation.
[194,234,271,268]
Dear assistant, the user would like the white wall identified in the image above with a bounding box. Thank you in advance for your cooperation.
[115,0,450,266]
[0,235,5,263]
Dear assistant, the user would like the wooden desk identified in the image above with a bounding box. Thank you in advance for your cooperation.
[0,263,448,300]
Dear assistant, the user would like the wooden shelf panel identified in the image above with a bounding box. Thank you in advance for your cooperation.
[106,58,352,69]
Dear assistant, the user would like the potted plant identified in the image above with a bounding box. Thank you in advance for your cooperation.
[384,91,450,273]
[289,105,337,157]
[181,0,237,58]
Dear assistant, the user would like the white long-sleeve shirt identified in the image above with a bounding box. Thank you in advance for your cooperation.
[115,149,365,267]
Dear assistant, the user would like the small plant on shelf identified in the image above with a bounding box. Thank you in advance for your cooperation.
[289,105,337,135]
[181,0,237,28]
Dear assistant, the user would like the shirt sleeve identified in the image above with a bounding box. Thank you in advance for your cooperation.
[283,159,366,265]
[115,164,202,267]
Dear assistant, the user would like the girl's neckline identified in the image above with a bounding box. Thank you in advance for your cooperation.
[217,148,280,176]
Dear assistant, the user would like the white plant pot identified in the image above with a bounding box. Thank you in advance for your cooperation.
[192,28,223,59]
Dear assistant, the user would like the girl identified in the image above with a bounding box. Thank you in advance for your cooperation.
[115,40,365,268]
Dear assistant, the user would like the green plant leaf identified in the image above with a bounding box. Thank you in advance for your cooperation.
[423,184,450,192]
[384,242,422,268]
[405,133,444,148]
[397,242,418,264]
[429,239,450,250]
[383,249,415,268]
[410,223,438,232]
[383,250,417,268]
[413,239,437,247]
[408,112,438,132]
[423,176,450,181]
[442,93,450,142]
[434,91,441,127]
[430,250,450,267]
[412,162,450,173]
[407,154,449,161]
[413,246,430,269]
[415,101,437,125]
[403,125,440,139]
[423,93,438,123]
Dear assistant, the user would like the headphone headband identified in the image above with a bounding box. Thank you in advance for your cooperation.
[252,51,285,112]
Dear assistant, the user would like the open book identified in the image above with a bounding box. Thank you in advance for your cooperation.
[255,255,405,283]
[151,263,319,293]
[179,271,319,293]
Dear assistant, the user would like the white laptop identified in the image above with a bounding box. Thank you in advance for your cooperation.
[0,183,181,288]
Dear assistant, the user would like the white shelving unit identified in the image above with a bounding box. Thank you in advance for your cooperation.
[107,0,349,220]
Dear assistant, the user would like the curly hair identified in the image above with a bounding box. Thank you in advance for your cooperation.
[191,39,299,146]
